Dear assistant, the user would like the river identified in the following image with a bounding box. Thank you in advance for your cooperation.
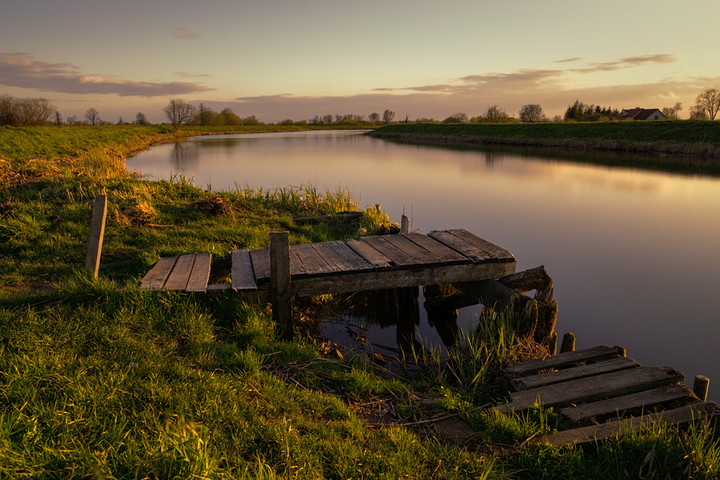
[128,130,720,400]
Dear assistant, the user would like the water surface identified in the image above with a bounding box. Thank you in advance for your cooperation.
[129,131,720,400]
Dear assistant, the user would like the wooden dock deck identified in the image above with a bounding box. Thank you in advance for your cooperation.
[493,345,720,446]
[141,229,516,297]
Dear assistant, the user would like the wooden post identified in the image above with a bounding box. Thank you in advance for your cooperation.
[401,215,409,234]
[270,231,292,341]
[560,332,575,353]
[548,332,558,355]
[693,375,710,401]
[85,194,107,278]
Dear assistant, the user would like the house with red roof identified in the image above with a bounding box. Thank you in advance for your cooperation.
[620,108,665,120]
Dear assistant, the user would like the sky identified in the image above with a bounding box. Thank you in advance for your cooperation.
[2,0,719,123]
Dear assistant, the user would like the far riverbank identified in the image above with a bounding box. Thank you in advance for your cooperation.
[368,121,720,160]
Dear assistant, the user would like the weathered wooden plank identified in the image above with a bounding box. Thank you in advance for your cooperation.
[207,283,232,291]
[498,265,552,292]
[539,402,720,447]
[403,233,469,264]
[140,256,177,290]
[291,243,336,276]
[494,366,685,413]
[231,249,257,290]
[558,384,697,423]
[446,229,515,262]
[250,248,271,282]
[163,254,196,290]
[291,261,516,297]
[289,248,306,276]
[311,241,375,273]
[511,357,640,391]
[185,253,212,292]
[360,235,418,267]
[345,239,393,269]
[270,232,292,340]
[381,234,443,265]
[427,230,492,263]
[505,345,625,377]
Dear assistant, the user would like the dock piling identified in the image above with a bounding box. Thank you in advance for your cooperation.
[693,375,710,401]
[270,231,293,340]
[560,332,575,353]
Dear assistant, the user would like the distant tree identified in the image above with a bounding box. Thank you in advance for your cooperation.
[519,104,546,122]
[243,115,261,126]
[484,104,511,123]
[661,102,682,120]
[382,109,395,124]
[164,98,197,130]
[66,115,78,126]
[55,111,62,126]
[0,95,56,126]
[117,117,124,125]
[689,105,709,120]
[322,114,334,125]
[368,112,380,123]
[85,107,100,126]
[279,119,294,126]
[442,112,468,123]
[694,89,720,120]
[135,112,148,125]
[219,108,242,125]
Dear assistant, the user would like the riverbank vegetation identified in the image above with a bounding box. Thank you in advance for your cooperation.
[368,121,720,160]
[1,125,719,477]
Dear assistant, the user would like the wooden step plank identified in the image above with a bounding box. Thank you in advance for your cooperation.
[381,234,444,265]
[511,357,640,391]
[231,249,257,290]
[288,247,307,276]
[427,230,492,263]
[359,235,418,267]
[185,253,212,292]
[558,384,697,423]
[403,233,469,264]
[250,248,271,282]
[140,256,177,290]
[292,243,336,276]
[345,239,393,269]
[494,366,685,413]
[311,241,375,273]
[445,229,515,262]
[505,345,625,377]
[538,402,720,447]
[163,254,196,290]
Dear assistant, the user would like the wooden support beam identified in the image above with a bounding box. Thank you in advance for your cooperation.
[561,332,576,353]
[401,215,409,234]
[270,231,292,340]
[85,194,107,278]
[694,375,710,402]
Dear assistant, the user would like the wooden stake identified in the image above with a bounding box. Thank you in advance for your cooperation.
[693,375,710,401]
[560,332,575,353]
[401,215,409,234]
[548,332,558,355]
[270,231,292,340]
[85,194,107,278]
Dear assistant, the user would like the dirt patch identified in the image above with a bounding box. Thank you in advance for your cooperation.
[189,195,234,217]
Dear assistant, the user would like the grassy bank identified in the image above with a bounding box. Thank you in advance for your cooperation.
[368,121,720,159]
[1,125,719,478]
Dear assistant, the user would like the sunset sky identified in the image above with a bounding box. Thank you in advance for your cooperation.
[2,0,719,123]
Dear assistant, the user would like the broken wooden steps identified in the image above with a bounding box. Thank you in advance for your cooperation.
[493,345,719,446]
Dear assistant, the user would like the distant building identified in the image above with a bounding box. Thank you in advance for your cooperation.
[620,108,666,120]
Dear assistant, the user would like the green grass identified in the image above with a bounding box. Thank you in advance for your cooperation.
[1,125,719,478]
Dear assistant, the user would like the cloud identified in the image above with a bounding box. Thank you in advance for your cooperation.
[175,71,212,78]
[173,26,199,39]
[0,53,214,97]
[577,54,678,73]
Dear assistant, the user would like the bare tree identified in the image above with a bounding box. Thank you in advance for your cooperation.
[368,112,380,123]
[0,95,56,126]
[85,107,100,125]
[164,98,197,130]
[485,104,510,123]
[694,89,720,120]
[661,102,682,120]
[519,104,546,122]
[442,112,468,123]
[135,112,148,125]
[382,109,395,124]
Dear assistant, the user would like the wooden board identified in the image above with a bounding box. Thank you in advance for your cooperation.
[163,254,196,291]
[403,233,468,264]
[446,229,514,261]
[511,357,640,391]
[427,230,492,263]
[380,234,445,266]
[291,243,336,276]
[538,402,720,447]
[311,241,375,273]
[185,253,212,292]
[494,366,685,413]
[231,249,257,290]
[291,261,516,297]
[505,345,625,377]
[250,248,271,282]
[359,235,420,267]
[345,239,393,269]
[558,384,697,423]
[140,256,177,290]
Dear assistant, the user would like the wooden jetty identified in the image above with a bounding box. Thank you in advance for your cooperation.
[140,228,544,339]
[494,345,720,446]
